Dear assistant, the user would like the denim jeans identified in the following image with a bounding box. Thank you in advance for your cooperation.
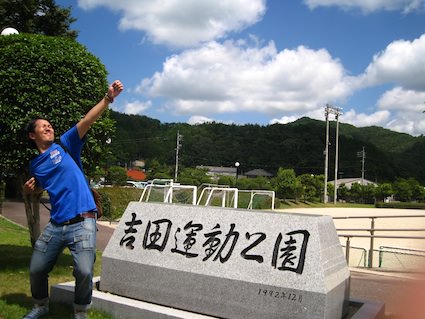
[29,217,96,309]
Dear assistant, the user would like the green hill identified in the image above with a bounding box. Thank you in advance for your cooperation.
[109,111,424,184]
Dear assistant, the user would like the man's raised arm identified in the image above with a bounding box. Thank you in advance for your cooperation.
[77,80,124,139]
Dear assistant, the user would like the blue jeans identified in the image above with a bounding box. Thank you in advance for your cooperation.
[29,218,96,310]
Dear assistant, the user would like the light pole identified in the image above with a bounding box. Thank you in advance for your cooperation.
[235,162,240,181]
[104,138,112,183]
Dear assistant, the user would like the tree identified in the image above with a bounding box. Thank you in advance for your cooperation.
[237,176,272,191]
[272,168,301,200]
[178,167,212,186]
[337,184,349,202]
[0,0,78,39]
[362,184,376,204]
[217,175,236,187]
[407,178,425,202]
[349,183,363,203]
[145,159,173,180]
[298,173,322,201]
[375,183,393,202]
[393,178,414,202]
[0,34,114,245]
[106,166,127,186]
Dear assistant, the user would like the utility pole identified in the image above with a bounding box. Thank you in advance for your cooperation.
[333,109,341,204]
[357,147,366,185]
[323,104,342,204]
[324,107,330,203]
[174,130,183,182]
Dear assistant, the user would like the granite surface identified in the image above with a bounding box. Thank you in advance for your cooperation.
[100,202,350,319]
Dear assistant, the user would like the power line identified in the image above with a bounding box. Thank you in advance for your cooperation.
[109,136,172,144]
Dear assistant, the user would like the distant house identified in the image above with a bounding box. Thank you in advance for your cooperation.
[127,169,147,181]
[244,168,273,178]
[196,165,237,180]
[329,177,377,189]
[132,159,146,168]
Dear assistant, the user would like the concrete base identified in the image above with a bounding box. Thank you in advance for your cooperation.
[51,277,385,319]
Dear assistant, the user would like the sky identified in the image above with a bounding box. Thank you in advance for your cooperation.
[55,0,425,136]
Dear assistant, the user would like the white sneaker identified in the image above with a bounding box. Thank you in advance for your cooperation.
[74,311,87,319]
[23,304,49,319]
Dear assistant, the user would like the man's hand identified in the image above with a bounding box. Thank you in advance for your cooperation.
[23,177,42,194]
[108,80,124,100]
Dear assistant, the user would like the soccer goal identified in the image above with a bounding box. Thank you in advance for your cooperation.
[139,179,197,205]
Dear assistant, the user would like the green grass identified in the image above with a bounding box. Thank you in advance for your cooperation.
[98,187,142,221]
[0,216,115,319]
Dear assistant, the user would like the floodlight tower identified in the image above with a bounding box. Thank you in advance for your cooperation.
[323,104,343,204]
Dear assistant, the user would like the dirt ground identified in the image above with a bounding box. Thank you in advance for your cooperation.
[276,207,425,270]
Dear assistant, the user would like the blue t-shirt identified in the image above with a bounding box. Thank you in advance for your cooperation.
[30,125,96,224]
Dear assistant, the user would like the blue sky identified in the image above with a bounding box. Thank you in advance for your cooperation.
[56,0,425,135]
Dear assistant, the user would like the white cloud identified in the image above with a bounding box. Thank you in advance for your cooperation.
[361,34,425,90]
[304,0,425,13]
[136,40,352,116]
[377,87,425,112]
[78,0,266,47]
[385,112,425,135]
[187,115,215,125]
[78,1,425,136]
[372,87,425,135]
[269,115,300,125]
[346,33,425,135]
[120,100,152,115]
[341,109,391,127]
[333,89,425,135]
[270,108,392,129]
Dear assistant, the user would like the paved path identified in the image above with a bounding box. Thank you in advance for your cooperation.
[2,200,424,316]
[1,200,115,251]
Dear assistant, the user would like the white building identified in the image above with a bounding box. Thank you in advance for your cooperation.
[329,177,377,189]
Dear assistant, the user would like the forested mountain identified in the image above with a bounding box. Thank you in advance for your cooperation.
[108,111,425,184]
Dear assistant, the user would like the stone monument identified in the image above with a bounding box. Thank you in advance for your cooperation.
[99,202,350,319]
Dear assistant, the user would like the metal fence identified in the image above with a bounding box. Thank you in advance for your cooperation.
[334,214,425,269]
[378,246,425,270]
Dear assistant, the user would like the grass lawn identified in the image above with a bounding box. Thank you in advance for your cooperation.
[0,216,114,319]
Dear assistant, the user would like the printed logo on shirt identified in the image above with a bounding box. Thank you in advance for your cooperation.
[50,149,62,165]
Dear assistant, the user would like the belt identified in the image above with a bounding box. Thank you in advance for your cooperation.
[51,212,96,226]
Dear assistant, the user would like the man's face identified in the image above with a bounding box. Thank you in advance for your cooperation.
[29,119,55,146]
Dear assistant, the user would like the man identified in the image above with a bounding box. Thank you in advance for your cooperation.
[22,80,124,319]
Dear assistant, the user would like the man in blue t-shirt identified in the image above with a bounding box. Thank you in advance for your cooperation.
[22,80,124,319]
